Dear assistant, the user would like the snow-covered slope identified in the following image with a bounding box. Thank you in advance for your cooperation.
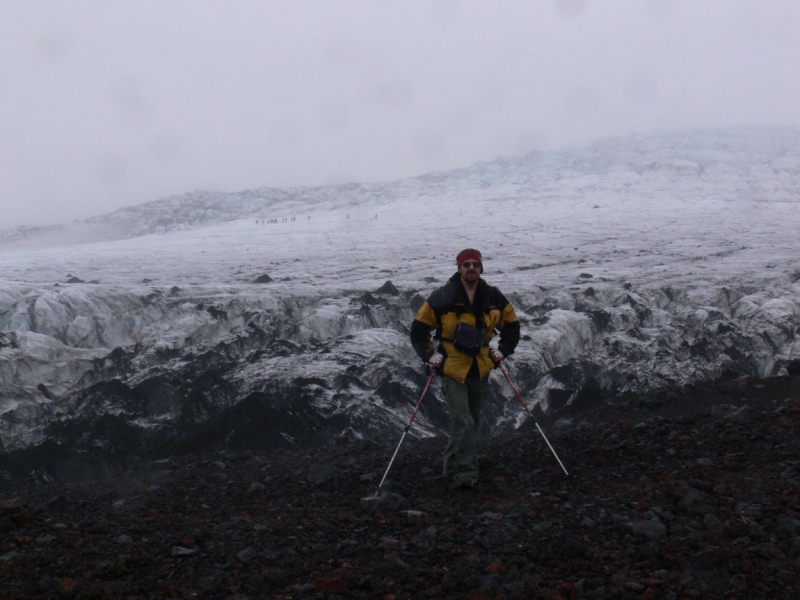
[1,127,799,483]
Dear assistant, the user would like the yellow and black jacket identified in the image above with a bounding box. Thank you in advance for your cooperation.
[410,273,520,383]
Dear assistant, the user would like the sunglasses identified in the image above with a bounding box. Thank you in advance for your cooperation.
[461,261,482,268]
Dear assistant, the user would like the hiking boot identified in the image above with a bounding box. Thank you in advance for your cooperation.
[449,476,477,490]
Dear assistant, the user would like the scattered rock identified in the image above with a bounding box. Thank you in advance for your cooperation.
[631,518,667,539]
[359,291,380,305]
[375,280,399,295]
[400,510,427,522]
[307,463,338,484]
[721,405,763,422]
[0,386,798,598]
[205,305,227,320]
[678,489,715,516]
[359,490,407,512]
[688,478,714,493]
[236,547,256,563]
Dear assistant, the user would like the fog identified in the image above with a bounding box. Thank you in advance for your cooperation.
[1,0,799,229]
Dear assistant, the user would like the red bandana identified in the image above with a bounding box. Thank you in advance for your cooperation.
[456,249,482,268]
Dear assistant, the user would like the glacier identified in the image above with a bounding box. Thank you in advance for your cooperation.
[1,126,799,487]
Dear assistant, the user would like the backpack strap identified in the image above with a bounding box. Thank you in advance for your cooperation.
[430,279,487,347]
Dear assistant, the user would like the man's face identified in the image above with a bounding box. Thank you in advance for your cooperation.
[459,260,482,284]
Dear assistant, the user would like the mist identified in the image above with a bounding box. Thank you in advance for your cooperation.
[2,0,799,229]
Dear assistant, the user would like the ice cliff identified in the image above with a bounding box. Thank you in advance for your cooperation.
[1,126,799,486]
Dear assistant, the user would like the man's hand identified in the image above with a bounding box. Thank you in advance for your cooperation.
[428,352,444,368]
[490,348,504,366]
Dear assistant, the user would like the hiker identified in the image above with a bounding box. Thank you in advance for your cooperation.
[410,249,520,488]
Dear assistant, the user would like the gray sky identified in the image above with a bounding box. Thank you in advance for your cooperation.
[2,0,799,229]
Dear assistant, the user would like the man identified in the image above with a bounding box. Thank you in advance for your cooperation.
[410,249,520,488]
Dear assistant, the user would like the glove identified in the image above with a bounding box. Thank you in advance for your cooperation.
[428,352,444,368]
[489,348,504,366]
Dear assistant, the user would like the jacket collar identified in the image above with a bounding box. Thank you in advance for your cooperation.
[447,272,486,305]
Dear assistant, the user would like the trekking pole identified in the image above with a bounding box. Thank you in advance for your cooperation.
[373,367,437,496]
[498,362,570,477]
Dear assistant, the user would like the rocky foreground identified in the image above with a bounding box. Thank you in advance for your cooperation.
[1,373,799,600]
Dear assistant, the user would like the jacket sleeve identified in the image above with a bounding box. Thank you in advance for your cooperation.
[410,300,438,362]
[496,297,520,357]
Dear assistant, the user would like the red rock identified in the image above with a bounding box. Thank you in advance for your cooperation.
[622,581,645,592]
[56,577,79,597]
[466,553,481,567]
[315,577,345,594]
[483,563,505,574]
[557,581,583,599]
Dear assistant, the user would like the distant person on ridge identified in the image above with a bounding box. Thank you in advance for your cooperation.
[410,249,520,488]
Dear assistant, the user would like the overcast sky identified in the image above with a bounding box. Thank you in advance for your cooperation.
[1,1,799,229]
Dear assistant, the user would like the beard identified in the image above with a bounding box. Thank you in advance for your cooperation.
[462,270,479,283]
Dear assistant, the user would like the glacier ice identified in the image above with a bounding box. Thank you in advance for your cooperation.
[0,126,799,483]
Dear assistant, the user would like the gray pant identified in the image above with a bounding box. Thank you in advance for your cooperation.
[441,374,489,479]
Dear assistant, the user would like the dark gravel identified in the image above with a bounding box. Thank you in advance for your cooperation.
[1,374,799,599]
